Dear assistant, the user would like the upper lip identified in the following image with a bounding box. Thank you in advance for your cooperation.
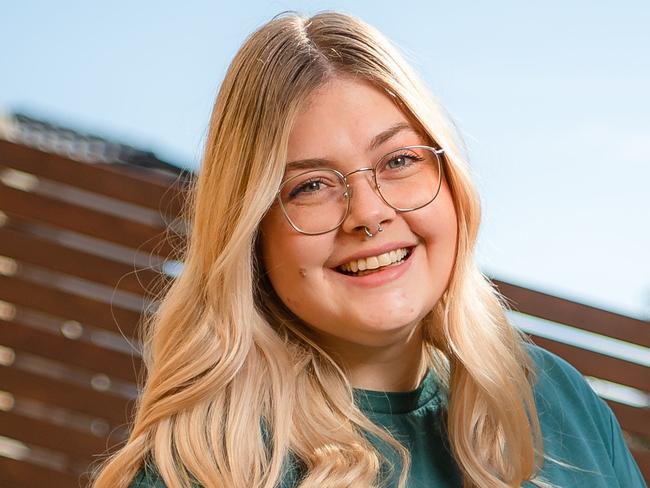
[330,242,417,269]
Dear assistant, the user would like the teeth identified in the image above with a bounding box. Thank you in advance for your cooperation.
[366,256,380,269]
[378,253,391,267]
[340,248,409,274]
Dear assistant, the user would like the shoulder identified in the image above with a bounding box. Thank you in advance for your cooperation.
[524,343,646,487]
[525,343,611,440]
[526,342,607,413]
[526,342,589,389]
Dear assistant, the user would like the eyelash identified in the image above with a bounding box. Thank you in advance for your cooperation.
[288,177,326,198]
[387,152,422,168]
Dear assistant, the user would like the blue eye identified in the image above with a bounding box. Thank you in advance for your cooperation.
[385,153,422,170]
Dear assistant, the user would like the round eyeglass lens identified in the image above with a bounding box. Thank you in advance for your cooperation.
[278,169,349,234]
[376,146,442,211]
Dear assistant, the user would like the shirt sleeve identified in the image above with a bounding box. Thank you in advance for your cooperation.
[528,344,647,487]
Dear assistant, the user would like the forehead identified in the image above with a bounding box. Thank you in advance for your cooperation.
[287,77,413,160]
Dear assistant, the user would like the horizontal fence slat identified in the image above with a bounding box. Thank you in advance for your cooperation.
[0,139,188,217]
[631,448,650,483]
[0,456,79,488]
[0,364,133,426]
[607,399,650,440]
[494,279,650,348]
[0,410,115,461]
[0,319,142,383]
[0,225,169,297]
[0,274,142,338]
[0,182,182,260]
[529,335,650,392]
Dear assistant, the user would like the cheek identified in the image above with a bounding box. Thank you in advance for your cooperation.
[441,190,459,248]
[430,184,457,235]
[260,212,331,301]
[262,243,324,319]
[429,189,459,285]
[409,201,457,243]
[407,186,458,276]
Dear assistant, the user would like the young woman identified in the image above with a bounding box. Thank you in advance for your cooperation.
[90,11,645,488]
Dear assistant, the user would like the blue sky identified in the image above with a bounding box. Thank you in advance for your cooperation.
[2,1,649,319]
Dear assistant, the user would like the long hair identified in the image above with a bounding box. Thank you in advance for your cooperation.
[90,11,545,488]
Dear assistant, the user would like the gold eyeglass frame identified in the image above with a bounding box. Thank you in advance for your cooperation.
[276,145,445,236]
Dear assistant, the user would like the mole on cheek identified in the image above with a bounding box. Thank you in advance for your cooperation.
[299,267,307,278]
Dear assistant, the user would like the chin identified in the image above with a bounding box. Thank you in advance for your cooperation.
[356,314,423,340]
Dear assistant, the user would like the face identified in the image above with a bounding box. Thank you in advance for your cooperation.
[260,76,458,352]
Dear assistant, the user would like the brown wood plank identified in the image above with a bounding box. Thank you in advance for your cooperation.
[0,182,182,260]
[0,274,143,338]
[0,139,189,218]
[0,225,170,297]
[529,335,650,392]
[0,320,142,383]
[0,365,133,426]
[631,448,650,484]
[0,410,114,460]
[493,279,650,347]
[607,399,650,440]
[0,456,79,488]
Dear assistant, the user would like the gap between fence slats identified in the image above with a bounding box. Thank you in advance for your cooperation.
[0,409,123,463]
[0,319,142,383]
[0,364,133,426]
[0,183,182,260]
[0,275,143,338]
[494,279,650,348]
[0,225,170,297]
[528,335,650,395]
[0,139,188,218]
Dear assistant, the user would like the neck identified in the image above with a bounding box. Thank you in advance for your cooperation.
[318,324,427,392]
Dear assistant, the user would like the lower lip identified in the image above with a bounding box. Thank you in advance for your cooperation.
[332,247,416,288]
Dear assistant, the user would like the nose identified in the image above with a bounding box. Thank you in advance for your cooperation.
[339,170,396,236]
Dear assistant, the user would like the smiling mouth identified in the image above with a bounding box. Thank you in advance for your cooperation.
[335,247,415,277]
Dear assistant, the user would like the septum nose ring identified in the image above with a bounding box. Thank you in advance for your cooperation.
[363,224,383,238]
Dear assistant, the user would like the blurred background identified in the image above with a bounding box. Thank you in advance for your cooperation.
[0,1,648,486]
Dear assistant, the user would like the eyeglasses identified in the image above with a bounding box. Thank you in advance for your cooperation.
[276,145,445,235]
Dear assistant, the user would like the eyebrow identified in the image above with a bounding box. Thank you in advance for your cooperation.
[285,122,416,171]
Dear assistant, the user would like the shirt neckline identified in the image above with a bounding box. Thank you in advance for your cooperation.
[352,369,442,415]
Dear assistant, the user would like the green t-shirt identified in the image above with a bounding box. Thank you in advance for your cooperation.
[129,345,646,487]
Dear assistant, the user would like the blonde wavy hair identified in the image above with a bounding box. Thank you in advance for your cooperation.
[91,10,547,488]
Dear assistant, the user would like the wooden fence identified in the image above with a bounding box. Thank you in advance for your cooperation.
[0,139,647,486]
